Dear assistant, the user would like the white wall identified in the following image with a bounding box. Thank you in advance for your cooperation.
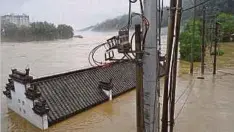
[8,81,48,129]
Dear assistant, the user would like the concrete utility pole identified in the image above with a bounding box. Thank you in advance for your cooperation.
[143,0,160,131]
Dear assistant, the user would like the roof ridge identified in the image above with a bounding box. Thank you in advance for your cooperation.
[32,61,130,83]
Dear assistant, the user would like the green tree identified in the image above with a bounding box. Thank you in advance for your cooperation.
[30,22,58,41]
[57,24,74,39]
[15,26,32,42]
[1,21,74,42]
[217,13,234,42]
[180,19,202,62]
[1,23,18,39]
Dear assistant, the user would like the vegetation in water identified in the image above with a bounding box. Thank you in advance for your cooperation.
[1,22,74,42]
[179,19,202,62]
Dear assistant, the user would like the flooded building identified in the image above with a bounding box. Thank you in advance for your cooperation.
[1,14,30,27]
[3,61,136,129]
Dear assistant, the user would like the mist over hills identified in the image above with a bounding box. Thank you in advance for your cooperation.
[79,7,169,32]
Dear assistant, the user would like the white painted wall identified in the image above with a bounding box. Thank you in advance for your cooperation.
[102,89,112,101]
[8,81,48,129]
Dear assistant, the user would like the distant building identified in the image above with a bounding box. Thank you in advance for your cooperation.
[1,14,30,27]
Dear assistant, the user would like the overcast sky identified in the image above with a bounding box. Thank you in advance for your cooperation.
[0,0,169,29]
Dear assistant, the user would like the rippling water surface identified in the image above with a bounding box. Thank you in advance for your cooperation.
[1,30,234,132]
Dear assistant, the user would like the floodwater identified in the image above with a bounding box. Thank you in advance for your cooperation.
[1,30,234,132]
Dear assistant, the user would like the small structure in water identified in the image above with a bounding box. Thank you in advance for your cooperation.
[73,35,83,38]
[3,61,136,129]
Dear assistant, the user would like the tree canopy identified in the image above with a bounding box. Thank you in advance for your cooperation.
[57,24,74,39]
[217,13,234,41]
[180,20,202,62]
[1,22,74,42]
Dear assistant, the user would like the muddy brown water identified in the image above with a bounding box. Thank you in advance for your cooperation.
[1,32,234,132]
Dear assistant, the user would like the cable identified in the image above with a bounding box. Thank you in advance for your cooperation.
[139,0,144,15]
[174,78,195,120]
[131,13,149,50]
[88,43,107,66]
[175,77,195,104]
[182,0,213,12]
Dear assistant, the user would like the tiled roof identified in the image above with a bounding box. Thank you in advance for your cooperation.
[31,61,136,125]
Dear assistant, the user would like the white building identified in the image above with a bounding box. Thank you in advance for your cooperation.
[3,62,136,130]
[3,69,49,130]
[1,14,30,27]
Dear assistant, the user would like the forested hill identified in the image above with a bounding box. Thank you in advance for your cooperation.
[80,7,169,32]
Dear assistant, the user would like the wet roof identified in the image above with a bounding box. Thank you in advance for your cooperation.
[31,61,136,125]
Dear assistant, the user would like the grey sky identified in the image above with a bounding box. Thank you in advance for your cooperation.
[0,0,169,29]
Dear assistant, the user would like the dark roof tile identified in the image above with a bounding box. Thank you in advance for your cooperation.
[31,61,136,125]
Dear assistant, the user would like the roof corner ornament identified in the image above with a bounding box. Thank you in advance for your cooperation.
[3,79,15,99]
[26,68,30,76]
[32,98,49,116]
[98,78,113,101]
[9,68,33,84]
[25,85,41,100]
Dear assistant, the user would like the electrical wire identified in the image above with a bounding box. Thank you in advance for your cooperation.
[131,13,150,50]
[175,77,195,104]
[88,43,108,66]
[88,0,149,66]
[139,0,144,15]
[182,0,213,12]
[174,78,195,120]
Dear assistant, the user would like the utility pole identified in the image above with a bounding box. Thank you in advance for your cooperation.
[201,6,206,75]
[135,24,144,132]
[143,0,160,131]
[190,0,197,74]
[161,0,176,131]
[213,21,218,75]
[169,0,182,131]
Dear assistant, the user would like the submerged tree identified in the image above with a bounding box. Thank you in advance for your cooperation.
[57,24,74,39]
[1,21,74,42]
[180,20,202,62]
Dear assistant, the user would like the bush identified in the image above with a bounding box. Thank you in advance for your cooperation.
[180,19,202,62]
[211,49,224,56]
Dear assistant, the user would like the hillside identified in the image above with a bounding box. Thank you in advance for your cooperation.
[78,26,94,31]
[80,7,169,32]
[182,0,234,21]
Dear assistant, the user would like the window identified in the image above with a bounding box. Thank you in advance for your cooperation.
[23,109,26,114]
[19,107,21,112]
[18,99,20,103]
[22,101,25,105]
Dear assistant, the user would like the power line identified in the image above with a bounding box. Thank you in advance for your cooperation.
[174,77,196,121]
[182,0,212,12]
[175,78,195,104]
